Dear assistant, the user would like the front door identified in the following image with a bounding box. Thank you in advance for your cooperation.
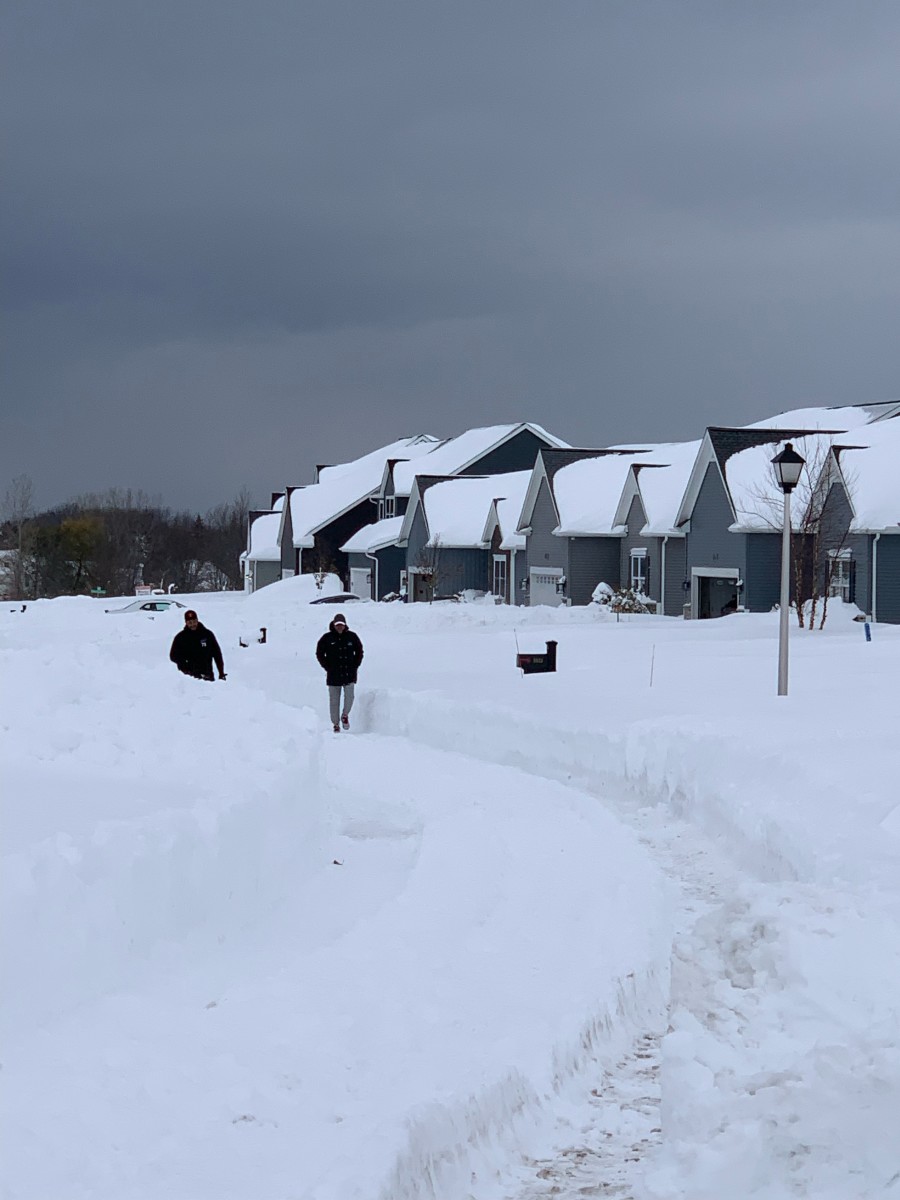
[698,575,738,619]
[492,555,508,603]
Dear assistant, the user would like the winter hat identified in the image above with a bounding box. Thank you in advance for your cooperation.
[332,613,347,625]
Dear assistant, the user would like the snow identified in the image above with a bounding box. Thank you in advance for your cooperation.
[552,453,648,535]
[288,437,438,547]
[246,511,281,561]
[833,416,900,531]
[339,515,405,554]
[392,423,568,497]
[635,441,704,535]
[3,586,900,1200]
[422,471,532,548]
[743,403,881,432]
[494,473,532,550]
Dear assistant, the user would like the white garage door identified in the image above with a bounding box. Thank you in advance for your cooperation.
[349,567,371,599]
[529,567,564,607]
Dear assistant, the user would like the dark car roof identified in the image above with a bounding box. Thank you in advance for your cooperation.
[309,592,361,604]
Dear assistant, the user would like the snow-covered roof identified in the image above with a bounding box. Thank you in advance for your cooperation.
[746,403,899,432]
[392,423,568,497]
[725,431,854,532]
[632,441,703,535]
[246,513,282,562]
[492,472,532,550]
[834,418,900,532]
[551,453,652,536]
[340,516,405,555]
[289,436,437,547]
[423,474,529,548]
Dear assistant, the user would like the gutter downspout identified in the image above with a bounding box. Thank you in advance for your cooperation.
[660,535,669,616]
[365,551,379,602]
[872,533,881,622]
[509,547,516,605]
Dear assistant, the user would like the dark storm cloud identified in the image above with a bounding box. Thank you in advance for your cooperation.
[3,1,900,511]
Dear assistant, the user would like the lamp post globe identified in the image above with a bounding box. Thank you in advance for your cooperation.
[772,441,805,494]
[771,441,806,696]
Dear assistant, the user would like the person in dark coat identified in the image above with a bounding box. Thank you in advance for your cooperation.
[169,610,226,682]
[315,612,363,731]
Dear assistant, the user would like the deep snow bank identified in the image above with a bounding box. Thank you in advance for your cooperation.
[1,642,324,1033]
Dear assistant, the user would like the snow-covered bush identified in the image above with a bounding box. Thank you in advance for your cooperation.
[610,587,653,614]
[591,581,614,606]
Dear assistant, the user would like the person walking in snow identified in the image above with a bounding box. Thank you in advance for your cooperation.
[169,609,226,682]
[315,612,364,732]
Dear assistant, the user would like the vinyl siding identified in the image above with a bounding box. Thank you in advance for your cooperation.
[280,493,295,575]
[405,505,430,581]
[526,479,568,602]
[817,482,870,613]
[373,545,407,598]
[252,560,281,591]
[620,495,660,602]
[511,548,527,604]
[744,533,781,612]
[568,538,621,606]
[462,429,548,477]
[685,462,746,583]
[876,536,900,624]
[661,538,687,616]
[435,548,490,596]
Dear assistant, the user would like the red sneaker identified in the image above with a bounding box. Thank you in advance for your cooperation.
[341,713,349,729]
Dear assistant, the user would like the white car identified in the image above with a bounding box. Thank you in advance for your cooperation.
[107,599,187,614]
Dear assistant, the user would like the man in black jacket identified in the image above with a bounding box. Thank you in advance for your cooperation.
[315,612,363,731]
[169,610,226,682]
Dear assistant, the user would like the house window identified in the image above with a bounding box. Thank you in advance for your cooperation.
[492,555,507,602]
[383,496,396,519]
[828,551,853,603]
[630,549,649,593]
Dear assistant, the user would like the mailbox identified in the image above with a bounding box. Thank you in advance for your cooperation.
[516,640,557,674]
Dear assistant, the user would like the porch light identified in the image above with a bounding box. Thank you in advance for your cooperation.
[771,442,805,494]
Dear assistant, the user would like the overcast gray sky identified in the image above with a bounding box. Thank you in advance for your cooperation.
[3,1,900,513]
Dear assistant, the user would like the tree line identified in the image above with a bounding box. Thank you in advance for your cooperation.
[1,475,251,600]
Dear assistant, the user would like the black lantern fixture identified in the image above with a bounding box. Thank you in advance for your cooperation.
[771,442,805,494]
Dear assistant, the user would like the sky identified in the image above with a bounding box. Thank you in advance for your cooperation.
[3,1,900,513]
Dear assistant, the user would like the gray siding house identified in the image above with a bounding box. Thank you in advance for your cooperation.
[810,417,900,624]
[398,471,532,602]
[674,426,847,619]
[517,449,648,607]
[365,423,569,598]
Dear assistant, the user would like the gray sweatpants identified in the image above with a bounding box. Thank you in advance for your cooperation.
[328,683,355,726]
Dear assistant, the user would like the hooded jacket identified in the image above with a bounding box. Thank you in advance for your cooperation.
[315,615,364,687]
[169,622,225,680]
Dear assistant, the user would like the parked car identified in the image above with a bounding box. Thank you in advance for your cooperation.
[309,592,362,605]
[106,599,187,614]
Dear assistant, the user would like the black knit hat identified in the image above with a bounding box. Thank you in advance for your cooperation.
[332,613,347,625]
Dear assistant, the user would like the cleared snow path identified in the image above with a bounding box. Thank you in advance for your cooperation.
[361,687,900,1200]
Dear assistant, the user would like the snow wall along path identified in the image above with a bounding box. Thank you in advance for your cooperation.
[359,685,900,1200]
[1,645,325,1034]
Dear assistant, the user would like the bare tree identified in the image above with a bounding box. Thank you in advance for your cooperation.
[1,474,35,599]
[745,437,857,630]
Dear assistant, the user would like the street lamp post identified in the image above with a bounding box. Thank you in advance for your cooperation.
[771,441,806,696]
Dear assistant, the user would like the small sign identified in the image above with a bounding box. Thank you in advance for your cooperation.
[135,585,153,596]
